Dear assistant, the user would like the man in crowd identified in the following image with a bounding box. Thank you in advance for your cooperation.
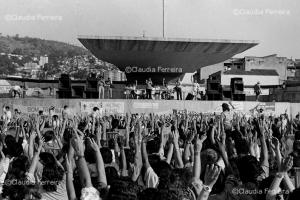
[0,103,299,200]
[254,81,261,101]
[174,79,182,100]
[146,78,153,99]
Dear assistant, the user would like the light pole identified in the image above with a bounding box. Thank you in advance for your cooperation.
[163,0,165,38]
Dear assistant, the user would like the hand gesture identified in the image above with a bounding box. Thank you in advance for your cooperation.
[87,137,99,152]
[71,131,85,156]
[204,164,221,188]
[65,154,73,173]
[194,134,207,152]
[170,130,179,147]
[271,137,280,150]
[142,133,156,143]
[279,156,293,173]
[38,136,45,152]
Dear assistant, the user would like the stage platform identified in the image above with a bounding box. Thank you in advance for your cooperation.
[0,98,299,117]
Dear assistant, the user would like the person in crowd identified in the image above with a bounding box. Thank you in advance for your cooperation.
[105,78,113,99]
[98,76,105,99]
[146,78,153,99]
[174,79,182,100]
[254,81,262,101]
[0,103,298,200]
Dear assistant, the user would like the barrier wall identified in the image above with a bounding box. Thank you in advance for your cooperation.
[0,98,299,117]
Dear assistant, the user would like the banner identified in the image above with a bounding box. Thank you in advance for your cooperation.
[80,101,125,115]
[13,105,63,115]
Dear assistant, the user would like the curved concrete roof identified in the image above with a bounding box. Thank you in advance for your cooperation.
[78,36,258,83]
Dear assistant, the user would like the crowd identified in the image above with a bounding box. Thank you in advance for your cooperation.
[0,103,299,200]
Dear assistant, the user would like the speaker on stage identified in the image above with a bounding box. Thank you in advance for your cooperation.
[57,74,72,98]
[185,93,194,100]
[85,73,99,99]
[207,79,222,100]
[230,78,245,101]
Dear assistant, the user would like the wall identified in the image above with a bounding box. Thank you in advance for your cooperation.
[1,98,299,117]
[244,56,288,84]
[221,74,280,86]
[200,62,224,80]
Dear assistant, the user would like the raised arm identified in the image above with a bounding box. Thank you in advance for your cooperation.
[87,137,107,186]
[65,154,77,200]
[259,119,269,176]
[193,134,207,180]
[170,127,184,168]
[71,131,92,188]
[266,156,293,200]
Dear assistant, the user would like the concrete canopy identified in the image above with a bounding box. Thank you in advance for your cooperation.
[78,36,258,83]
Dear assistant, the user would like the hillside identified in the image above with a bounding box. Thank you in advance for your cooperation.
[0,35,89,57]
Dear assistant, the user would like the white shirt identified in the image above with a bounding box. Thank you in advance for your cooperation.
[144,167,159,188]
[4,110,12,123]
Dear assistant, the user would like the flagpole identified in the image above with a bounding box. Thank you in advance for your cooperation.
[163,0,165,38]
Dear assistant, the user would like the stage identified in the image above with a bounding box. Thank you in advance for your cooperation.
[0,98,299,117]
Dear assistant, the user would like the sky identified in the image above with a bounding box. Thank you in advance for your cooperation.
[0,0,300,58]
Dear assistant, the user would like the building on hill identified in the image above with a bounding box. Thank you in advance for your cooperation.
[39,55,48,66]
[209,69,280,99]
[198,55,295,84]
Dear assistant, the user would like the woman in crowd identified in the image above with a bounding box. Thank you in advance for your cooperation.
[0,104,299,200]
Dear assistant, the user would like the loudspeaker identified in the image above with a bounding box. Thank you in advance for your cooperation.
[59,74,71,89]
[57,74,72,98]
[185,93,194,100]
[72,86,85,98]
[207,90,223,100]
[232,94,245,101]
[85,73,99,99]
[231,78,244,94]
[207,80,221,91]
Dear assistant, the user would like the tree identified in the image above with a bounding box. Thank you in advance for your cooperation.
[0,55,17,75]
[12,48,23,55]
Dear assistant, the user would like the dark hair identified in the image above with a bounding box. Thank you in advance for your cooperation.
[93,107,99,112]
[288,188,300,200]
[84,143,96,164]
[138,188,158,200]
[235,139,250,155]
[38,110,43,115]
[2,182,41,200]
[43,130,55,143]
[3,135,23,158]
[64,105,68,109]
[5,106,10,110]
[107,177,143,200]
[40,152,64,192]
[100,147,113,164]
[222,103,230,111]
[155,189,182,200]
[111,118,119,130]
[105,166,119,186]
[236,155,263,184]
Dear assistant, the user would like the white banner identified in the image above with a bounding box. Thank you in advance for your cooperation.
[13,105,63,115]
[80,101,125,115]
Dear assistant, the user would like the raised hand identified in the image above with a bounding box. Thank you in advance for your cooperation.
[87,137,99,152]
[71,131,85,156]
[279,156,293,173]
[204,164,222,188]
[194,134,207,152]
